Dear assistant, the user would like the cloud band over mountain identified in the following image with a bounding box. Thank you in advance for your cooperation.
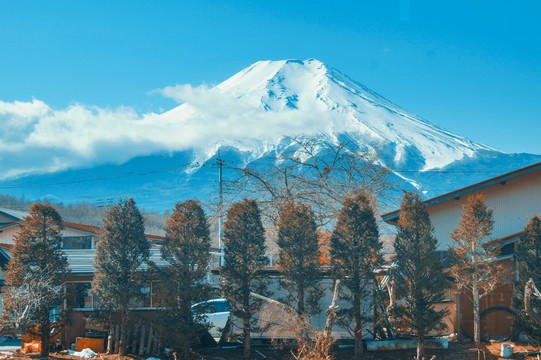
[0,90,337,180]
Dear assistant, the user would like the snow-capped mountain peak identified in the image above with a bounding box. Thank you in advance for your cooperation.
[162,58,499,171]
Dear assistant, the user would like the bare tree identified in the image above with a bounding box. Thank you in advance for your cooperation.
[524,278,541,328]
[514,215,541,344]
[1,203,69,359]
[449,193,502,348]
[258,280,341,360]
[2,267,62,330]
[224,136,396,227]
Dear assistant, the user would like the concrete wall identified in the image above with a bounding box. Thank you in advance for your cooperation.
[228,276,396,341]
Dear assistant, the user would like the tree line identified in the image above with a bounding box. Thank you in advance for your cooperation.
[5,192,540,360]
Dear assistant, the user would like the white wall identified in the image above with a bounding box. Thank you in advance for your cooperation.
[428,170,541,250]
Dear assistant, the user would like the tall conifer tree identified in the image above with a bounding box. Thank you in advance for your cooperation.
[159,200,211,359]
[514,215,541,343]
[220,199,268,360]
[92,198,150,355]
[449,193,500,348]
[2,203,69,359]
[331,193,382,360]
[392,192,448,360]
[277,201,322,317]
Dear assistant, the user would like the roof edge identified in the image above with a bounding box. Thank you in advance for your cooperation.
[382,162,541,223]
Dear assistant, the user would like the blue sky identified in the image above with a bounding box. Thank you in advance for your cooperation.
[1,0,540,155]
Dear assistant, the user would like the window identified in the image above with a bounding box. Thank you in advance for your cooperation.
[214,300,230,313]
[63,236,93,249]
[49,305,61,322]
[133,286,152,308]
[151,281,164,308]
[66,282,93,309]
[192,302,211,315]
[192,300,230,315]
[66,281,162,310]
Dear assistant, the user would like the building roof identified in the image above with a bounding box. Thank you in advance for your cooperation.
[0,243,13,251]
[62,221,101,235]
[64,247,167,274]
[0,220,102,235]
[0,222,21,232]
[382,161,541,224]
[0,207,28,224]
[0,218,165,273]
[146,234,165,241]
[0,219,163,240]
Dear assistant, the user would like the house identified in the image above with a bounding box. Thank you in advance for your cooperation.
[382,162,541,340]
[0,210,166,350]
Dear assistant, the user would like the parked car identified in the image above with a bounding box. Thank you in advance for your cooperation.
[191,298,231,341]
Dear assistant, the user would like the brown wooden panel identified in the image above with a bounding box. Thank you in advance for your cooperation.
[459,282,514,339]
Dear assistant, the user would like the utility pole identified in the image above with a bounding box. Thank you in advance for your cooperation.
[217,150,225,266]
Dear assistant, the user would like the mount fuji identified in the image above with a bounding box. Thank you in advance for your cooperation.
[2,59,539,212]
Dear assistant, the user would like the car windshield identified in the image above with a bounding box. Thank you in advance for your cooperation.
[192,300,229,314]
[214,301,230,313]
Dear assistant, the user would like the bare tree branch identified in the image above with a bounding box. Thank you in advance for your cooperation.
[524,278,541,328]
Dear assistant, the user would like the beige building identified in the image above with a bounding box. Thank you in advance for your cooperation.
[382,161,541,340]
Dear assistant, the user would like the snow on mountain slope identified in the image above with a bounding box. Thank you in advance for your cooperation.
[161,59,499,173]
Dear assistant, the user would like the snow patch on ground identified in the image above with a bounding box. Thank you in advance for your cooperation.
[67,348,97,358]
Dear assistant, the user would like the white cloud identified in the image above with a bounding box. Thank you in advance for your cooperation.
[0,84,354,180]
[158,83,213,103]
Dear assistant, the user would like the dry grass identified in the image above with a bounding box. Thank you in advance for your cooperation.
[257,303,335,360]
[196,341,539,360]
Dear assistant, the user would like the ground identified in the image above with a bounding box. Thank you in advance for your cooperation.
[2,341,540,360]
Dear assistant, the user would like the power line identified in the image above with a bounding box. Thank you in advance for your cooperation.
[0,152,525,192]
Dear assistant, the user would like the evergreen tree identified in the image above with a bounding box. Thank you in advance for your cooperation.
[514,215,541,344]
[1,203,69,358]
[331,193,382,360]
[392,192,448,360]
[92,198,150,355]
[449,193,500,347]
[277,201,322,317]
[220,199,269,360]
[159,200,211,360]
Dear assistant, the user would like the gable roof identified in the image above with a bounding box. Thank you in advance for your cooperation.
[382,161,541,224]
[62,221,101,236]
[0,243,13,250]
[65,246,167,274]
[0,207,28,223]
[0,220,163,242]
[0,219,165,273]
